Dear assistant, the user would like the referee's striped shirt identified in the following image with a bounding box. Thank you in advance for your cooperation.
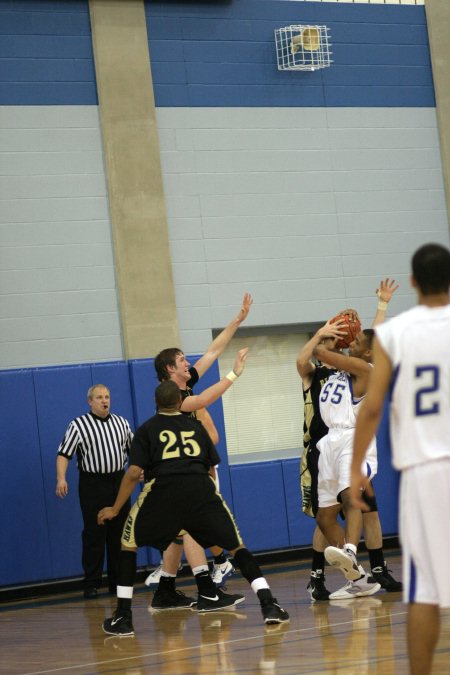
[57,413,133,474]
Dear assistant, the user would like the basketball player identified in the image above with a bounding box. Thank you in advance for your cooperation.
[297,279,401,600]
[350,243,450,675]
[99,374,289,636]
[145,293,253,606]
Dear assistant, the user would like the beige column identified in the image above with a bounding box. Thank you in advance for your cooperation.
[425,0,450,232]
[89,0,179,358]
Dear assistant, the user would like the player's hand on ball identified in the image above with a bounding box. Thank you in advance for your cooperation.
[318,318,346,339]
[233,347,249,377]
[376,278,399,303]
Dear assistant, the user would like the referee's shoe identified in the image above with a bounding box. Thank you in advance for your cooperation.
[102,611,135,637]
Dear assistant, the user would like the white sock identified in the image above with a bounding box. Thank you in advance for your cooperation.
[192,565,209,576]
[251,577,270,593]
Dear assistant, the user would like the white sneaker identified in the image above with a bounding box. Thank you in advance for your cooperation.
[329,573,381,600]
[144,562,183,588]
[212,559,235,587]
[325,546,360,581]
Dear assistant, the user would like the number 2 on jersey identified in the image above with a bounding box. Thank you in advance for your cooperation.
[415,365,440,416]
[160,429,201,459]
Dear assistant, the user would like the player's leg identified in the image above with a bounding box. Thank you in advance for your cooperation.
[187,477,289,624]
[210,544,235,587]
[145,539,184,588]
[149,535,198,611]
[102,544,137,637]
[362,505,402,592]
[307,525,332,601]
[231,545,290,625]
[408,603,439,675]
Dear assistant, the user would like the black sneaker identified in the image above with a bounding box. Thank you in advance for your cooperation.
[307,574,330,601]
[261,599,290,625]
[369,566,403,592]
[196,588,245,612]
[102,611,135,636]
[151,588,197,610]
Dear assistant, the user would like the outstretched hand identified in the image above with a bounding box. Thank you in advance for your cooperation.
[376,278,399,303]
[232,347,249,377]
[236,293,253,324]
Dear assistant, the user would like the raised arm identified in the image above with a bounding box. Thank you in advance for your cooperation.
[194,293,253,377]
[181,348,248,413]
[371,278,399,328]
[296,319,346,387]
[350,338,393,509]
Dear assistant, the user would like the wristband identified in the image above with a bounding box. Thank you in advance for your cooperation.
[225,370,238,383]
[377,300,388,311]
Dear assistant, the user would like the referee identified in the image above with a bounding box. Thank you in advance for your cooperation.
[56,384,133,599]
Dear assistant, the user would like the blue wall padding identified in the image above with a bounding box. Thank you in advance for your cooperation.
[0,370,52,585]
[34,364,93,579]
[145,1,433,108]
[128,359,160,428]
[0,358,400,587]
[282,458,317,547]
[230,462,290,552]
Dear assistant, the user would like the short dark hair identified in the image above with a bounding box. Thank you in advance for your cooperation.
[362,328,375,350]
[155,380,181,410]
[154,348,183,382]
[412,243,450,295]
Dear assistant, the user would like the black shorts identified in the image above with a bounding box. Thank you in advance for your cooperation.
[121,474,243,552]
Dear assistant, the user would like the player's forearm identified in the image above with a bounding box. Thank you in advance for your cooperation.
[181,377,233,412]
[371,305,387,328]
[296,332,322,373]
[110,468,141,514]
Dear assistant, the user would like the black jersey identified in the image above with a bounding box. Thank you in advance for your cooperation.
[130,412,220,481]
[180,366,200,419]
[303,366,335,448]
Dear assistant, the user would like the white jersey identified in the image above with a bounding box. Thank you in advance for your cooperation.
[319,370,363,431]
[375,303,450,471]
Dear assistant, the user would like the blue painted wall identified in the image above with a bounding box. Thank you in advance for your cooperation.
[145,1,433,107]
[0,358,399,586]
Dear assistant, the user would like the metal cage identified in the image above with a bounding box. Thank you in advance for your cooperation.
[274,25,332,72]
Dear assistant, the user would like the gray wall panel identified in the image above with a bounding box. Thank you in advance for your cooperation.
[156,107,449,352]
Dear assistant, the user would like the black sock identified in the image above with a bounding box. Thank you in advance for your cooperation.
[195,570,216,596]
[233,548,263,584]
[368,548,384,572]
[117,550,137,588]
[311,550,326,578]
[117,597,132,613]
[157,575,176,591]
[257,588,274,606]
[214,551,227,565]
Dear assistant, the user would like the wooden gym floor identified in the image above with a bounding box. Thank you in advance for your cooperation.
[1,552,450,674]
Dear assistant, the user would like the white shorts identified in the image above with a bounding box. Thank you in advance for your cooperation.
[400,457,450,607]
[317,428,378,508]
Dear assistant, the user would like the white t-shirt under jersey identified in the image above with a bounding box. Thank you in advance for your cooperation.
[375,303,450,471]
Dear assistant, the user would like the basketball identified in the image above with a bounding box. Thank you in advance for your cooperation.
[330,313,361,349]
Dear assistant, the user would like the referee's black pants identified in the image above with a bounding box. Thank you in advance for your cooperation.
[78,471,130,591]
